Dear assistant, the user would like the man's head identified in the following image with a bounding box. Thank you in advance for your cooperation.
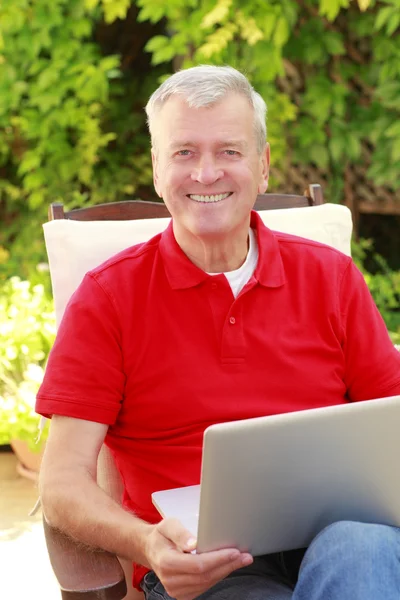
[145,65,270,264]
[145,65,267,155]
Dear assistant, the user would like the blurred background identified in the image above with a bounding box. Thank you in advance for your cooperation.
[0,0,399,596]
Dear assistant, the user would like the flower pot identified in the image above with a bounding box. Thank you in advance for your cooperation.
[10,439,44,481]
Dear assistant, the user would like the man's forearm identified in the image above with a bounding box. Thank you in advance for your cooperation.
[40,467,153,567]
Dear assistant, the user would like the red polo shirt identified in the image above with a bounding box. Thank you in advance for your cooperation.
[36,211,400,585]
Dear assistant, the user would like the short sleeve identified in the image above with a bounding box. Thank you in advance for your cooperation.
[340,261,400,401]
[36,273,125,424]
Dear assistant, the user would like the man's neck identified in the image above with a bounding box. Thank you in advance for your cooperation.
[173,225,250,273]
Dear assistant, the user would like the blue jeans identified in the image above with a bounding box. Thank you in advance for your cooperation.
[141,521,400,599]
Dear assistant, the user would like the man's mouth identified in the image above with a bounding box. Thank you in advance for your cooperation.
[188,192,232,203]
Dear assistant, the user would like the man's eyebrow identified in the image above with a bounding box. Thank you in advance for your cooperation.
[169,141,196,151]
[168,140,248,151]
[217,140,248,150]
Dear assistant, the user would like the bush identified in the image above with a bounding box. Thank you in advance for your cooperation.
[1,0,400,281]
[0,276,55,449]
[352,238,400,343]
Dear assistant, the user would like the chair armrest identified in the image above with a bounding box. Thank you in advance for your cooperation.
[43,516,127,600]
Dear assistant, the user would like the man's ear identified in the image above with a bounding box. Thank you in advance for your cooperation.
[258,143,270,194]
[151,148,162,198]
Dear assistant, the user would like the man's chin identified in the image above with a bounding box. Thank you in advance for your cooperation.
[184,221,238,241]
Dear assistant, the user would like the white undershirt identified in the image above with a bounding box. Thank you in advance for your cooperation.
[207,228,258,298]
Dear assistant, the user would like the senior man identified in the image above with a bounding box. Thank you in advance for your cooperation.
[37,65,400,600]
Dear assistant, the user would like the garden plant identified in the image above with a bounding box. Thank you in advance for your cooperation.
[0,0,399,445]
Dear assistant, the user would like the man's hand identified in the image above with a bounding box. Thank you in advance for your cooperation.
[144,518,253,600]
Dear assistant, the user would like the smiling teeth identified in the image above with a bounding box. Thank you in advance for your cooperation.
[189,193,230,203]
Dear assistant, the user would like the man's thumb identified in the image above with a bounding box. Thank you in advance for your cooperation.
[159,518,197,552]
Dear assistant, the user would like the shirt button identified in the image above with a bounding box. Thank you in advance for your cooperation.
[211,283,217,290]
[229,316,236,325]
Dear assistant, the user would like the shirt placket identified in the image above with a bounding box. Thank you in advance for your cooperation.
[206,276,257,365]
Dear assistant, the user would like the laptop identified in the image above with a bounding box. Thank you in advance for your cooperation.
[152,395,400,555]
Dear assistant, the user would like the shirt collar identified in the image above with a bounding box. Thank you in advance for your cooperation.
[159,222,209,289]
[251,211,286,288]
[159,211,286,290]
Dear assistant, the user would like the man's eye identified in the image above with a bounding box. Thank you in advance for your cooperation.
[224,150,239,156]
[177,150,191,156]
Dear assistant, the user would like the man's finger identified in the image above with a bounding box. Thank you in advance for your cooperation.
[201,551,253,584]
[157,517,197,552]
[161,545,249,575]
[193,549,253,577]
[161,552,253,599]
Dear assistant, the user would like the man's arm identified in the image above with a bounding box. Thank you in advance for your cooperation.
[40,415,252,600]
[39,415,152,564]
[339,261,400,400]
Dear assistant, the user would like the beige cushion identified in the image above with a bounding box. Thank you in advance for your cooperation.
[43,203,352,327]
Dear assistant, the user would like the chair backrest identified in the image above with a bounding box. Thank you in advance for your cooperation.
[48,184,324,221]
[42,183,352,600]
[43,184,352,327]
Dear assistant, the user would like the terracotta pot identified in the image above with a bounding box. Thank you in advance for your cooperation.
[10,439,44,481]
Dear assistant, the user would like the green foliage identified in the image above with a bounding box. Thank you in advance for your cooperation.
[319,0,351,22]
[134,0,400,205]
[0,0,399,394]
[0,0,155,280]
[352,238,400,339]
[2,0,400,277]
[139,0,300,170]
[0,276,55,449]
[85,0,131,24]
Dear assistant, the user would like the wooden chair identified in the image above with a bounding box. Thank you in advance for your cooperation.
[48,184,324,221]
[42,183,352,600]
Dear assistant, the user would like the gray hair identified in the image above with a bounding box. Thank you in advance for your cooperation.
[145,65,267,154]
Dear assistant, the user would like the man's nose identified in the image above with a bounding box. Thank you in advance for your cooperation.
[191,156,223,185]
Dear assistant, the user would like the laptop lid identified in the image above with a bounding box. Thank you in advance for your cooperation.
[153,395,400,555]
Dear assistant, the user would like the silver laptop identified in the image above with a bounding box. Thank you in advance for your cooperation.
[152,395,400,555]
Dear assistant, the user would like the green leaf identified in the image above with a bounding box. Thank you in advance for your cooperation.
[137,2,166,24]
[319,0,350,21]
[357,0,372,10]
[145,35,170,53]
[236,11,264,46]
[376,81,400,109]
[324,32,346,56]
[386,13,400,36]
[151,45,176,66]
[28,190,45,209]
[201,0,232,29]
[18,152,41,176]
[84,0,100,9]
[375,7,393,31]
[273,17,289,48]
[346,135,361,160]
[99,55,121,72]
[102,0,131,24]
[391,140,400,161]
[24,171,45,191]
[385,121,400,138]
[294,118,326,147]
[309,144,329,168]
[30,92,63,112]
[329,136,345,162]
[76,70,108,103]
[73,18,93,39]
[196,23,237,60]
[36,67,60,91]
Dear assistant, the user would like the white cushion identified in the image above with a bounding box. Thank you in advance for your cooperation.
[43,203,352,327]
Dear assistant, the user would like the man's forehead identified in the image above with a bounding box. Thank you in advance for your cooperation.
[155,94,254,138]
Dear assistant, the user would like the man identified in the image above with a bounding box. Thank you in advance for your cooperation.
[37,65,400,600]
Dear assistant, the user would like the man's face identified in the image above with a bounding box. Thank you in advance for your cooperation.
[151,93,270,244]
